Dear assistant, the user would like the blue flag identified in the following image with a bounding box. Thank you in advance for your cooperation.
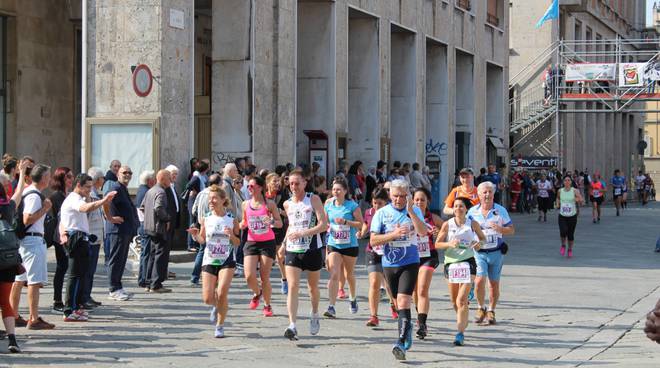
[535,0,559,29]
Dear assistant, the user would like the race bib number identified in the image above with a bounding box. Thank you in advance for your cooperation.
[560,203,574,216]
[417,236,430,258]
[330,224,351,245]
[286,225,311,252]
[645,185,651,191]
[372,244,384,255]
[593,190,602,198]
[482,228,499,250]
[249,216,270,235]
[387,223,412,248]
[614,188,622,196]
[538,189,548,197]
[448,262,471,284]
[207,231,231,261]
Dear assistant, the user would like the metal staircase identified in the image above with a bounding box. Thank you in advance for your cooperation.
[509,42,559,156]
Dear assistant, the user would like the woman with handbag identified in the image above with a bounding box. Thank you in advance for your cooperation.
[0,161,28,353]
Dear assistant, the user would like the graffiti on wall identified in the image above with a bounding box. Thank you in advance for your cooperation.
[212,151,250,171]
[425,138,448,157]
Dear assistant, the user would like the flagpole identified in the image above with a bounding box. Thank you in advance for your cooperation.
[554,5,562,170]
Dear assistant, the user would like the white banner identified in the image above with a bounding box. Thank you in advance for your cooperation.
[565,63,616,82]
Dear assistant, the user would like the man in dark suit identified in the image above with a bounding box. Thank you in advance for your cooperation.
[141,170,172,293]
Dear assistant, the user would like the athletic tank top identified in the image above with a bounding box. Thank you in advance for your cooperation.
[444,217,475,264]
[245,200,275,242]
[416,211,435,258]
[559,188,577,217]
[591,180,604,198]
[285,193,320,253]
[203,213,235,266]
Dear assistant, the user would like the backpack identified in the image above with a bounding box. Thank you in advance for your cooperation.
[15,190,57,244]
[0,219,20,270]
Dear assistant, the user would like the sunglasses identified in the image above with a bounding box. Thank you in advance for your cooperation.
[122,172,133,176]
[248,184,258,189]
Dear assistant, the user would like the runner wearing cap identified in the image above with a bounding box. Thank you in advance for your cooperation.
[468,181,515,326]
[443,168,479,216]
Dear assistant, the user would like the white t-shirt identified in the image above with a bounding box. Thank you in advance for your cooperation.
[536,180,552,198]
[60,192,90,234]
[635,175,646,190]
[22,185,45,234]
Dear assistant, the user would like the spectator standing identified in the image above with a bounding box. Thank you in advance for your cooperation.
[375,160,387,186]
[408,163,425,190]
[83,167,106,308]
[142,170,173,293]
[0,161,27,352]
[49,167,74,312]
[10,164,55,330]
[102,160,121,195]
[185,160,210,252]
[59,174,116,321]
[135,170,155,288]
[104,166,138,301]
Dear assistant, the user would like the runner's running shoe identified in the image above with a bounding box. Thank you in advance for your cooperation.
[567,249,573,258]
[349,299,358,314]
[214,326,224,338]
[475,307,487,324]
[337,288,347,299]
[485,310,496,325]
[323,306,336,319]
[366,315,379,327]
[392,342,406,360]
[263,305,274,317]
[560,245,566,256]
[284,327,298,341]
[63,310,88,322]
[390,304,399,319]
[416,323,428,339]
[310,314,320,336]
[249,291,262,310]
[281,279,288,295]
[453,332,465,346]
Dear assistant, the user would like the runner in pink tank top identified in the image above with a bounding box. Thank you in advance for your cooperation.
[240,176,283,317]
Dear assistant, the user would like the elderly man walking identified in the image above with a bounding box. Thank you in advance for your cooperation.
[142,170,173,293]
[104,165,139,301]
[467,181,515,326]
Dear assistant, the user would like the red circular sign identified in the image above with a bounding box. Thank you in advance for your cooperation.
[132,64,153,97]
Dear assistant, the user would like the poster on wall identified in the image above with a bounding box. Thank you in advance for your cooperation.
[310,149,327,180]
[87,118,159,192]
[619,63,645,87]
[565,63,616,82]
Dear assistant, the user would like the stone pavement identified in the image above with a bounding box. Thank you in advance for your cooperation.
[1,202,659,367]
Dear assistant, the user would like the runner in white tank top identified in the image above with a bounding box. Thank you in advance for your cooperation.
[187,185,241,338]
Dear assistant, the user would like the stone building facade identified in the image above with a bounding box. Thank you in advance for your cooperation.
[2,0,510,201]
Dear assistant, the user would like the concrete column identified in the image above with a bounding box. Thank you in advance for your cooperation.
[565,112,576,172]
[390,26,416,163]
[296,1,336,170]
[88,0,194,177]
[455,50,475,169]
[212,0,252,170]
[587,103,596,173]
[425,40,449,202]
[347,10,379,169]
[622,113,629,177]
[486,63,504,165]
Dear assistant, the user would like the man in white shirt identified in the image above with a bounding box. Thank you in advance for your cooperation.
[10,164,54,330]
[635,170,646,201]
[59,173,116,321]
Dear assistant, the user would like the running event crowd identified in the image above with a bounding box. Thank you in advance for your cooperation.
[0,154,654,359]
